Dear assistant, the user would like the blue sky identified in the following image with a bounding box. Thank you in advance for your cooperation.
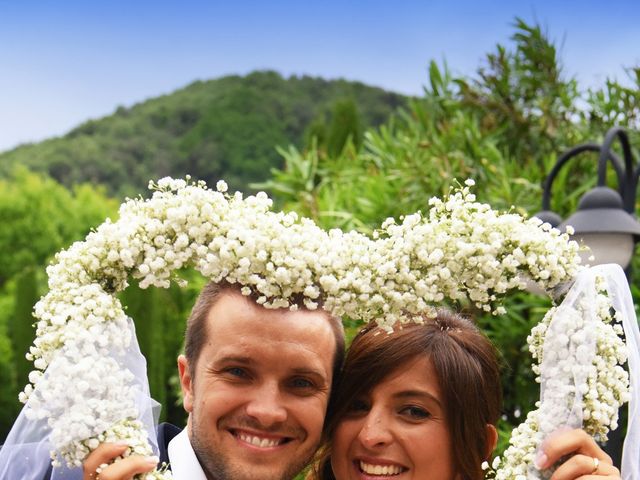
[1,1,639,152]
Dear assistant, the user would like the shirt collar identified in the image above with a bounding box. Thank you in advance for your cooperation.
[167,428,208,480]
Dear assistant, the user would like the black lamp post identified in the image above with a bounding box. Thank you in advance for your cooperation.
[535,126,640,465]
[536,126,640,271]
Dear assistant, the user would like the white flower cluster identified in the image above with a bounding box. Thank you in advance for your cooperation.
[487,274,629,479]
[65,418,170,479]
[26,284,130,377]
[342,181,582,327]
[20,177,625,479]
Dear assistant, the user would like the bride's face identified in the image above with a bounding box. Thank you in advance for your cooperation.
[330,355,457,480]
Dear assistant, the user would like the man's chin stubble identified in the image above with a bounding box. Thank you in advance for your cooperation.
[189,422,315,480]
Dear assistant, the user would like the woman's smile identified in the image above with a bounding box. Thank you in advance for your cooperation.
[331,356,456,480]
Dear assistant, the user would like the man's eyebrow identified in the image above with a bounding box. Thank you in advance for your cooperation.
[290,367,328,380]
[393,390,442,407]
[213,355,255,365]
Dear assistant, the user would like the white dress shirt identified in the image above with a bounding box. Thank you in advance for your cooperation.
[167,429,208,480]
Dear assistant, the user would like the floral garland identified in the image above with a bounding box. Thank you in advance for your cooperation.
[484,271,629,479]
[20,177,628,479]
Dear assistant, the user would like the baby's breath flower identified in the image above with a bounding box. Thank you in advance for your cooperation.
[215,180,228,193]
[23,178,628,480]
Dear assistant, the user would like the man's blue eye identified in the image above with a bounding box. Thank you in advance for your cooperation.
[291,378,313,388]
[226,367,247,377]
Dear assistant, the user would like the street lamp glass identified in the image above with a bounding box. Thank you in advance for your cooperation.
[575,233,635,268]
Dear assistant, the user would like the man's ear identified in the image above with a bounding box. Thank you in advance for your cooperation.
[486,424,498,458]
[178,355,194,413]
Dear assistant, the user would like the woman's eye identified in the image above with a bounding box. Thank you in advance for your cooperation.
[400,406,430,419]
[348,399,370,413]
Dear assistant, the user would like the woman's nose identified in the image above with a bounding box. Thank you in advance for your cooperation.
[357,410,393,448]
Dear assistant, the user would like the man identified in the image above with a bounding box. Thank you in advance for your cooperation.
[81,281,345,480]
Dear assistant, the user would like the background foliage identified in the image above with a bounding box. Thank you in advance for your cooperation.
[0,71,406,198]
[0,168,118,435]
[257,19,640,453]
[1,19,639,464]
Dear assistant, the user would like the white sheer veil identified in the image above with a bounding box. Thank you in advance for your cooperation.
[0,318,160,480]
[601,265,640,479]
[528,264,639,479]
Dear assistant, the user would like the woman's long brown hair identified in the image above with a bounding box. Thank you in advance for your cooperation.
[310,311,502,480]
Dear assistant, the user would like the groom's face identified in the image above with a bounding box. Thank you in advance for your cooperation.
[178,289,337,480]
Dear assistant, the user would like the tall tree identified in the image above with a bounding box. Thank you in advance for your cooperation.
[327,99,363,157]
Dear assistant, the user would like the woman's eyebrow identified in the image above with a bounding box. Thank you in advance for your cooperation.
[393,390,442,407]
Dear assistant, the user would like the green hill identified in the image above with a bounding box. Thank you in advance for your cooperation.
[0,71,408,197]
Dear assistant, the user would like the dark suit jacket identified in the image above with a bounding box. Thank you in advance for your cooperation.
[156,422,182,467]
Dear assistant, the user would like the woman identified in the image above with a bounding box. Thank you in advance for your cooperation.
[311,310,620,479]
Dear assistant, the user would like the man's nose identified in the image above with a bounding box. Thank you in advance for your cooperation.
[357,409,393,448]
[245,381,288,426]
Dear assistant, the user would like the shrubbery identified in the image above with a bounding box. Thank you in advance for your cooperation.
[258,19,640,452]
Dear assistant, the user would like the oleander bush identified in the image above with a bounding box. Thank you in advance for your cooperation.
[258,19,640,453]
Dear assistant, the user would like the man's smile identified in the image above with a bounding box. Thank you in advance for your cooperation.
[231,429,292,449]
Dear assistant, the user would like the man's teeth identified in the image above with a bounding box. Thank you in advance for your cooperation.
[238,433,280,448]
[360,461,403,476]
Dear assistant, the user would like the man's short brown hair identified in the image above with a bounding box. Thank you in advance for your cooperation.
[184,281,345,382]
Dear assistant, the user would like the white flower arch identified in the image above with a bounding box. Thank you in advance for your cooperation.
[10,178,631,479]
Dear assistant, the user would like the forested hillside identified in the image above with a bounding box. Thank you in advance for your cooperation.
[0,71,407,197]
